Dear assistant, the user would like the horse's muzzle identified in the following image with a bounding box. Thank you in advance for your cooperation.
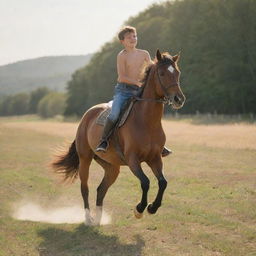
[171,92,186,109]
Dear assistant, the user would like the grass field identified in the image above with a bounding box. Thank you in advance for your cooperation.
[0,115,255,256]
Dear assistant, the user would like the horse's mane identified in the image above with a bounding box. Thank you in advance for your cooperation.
[141,52,174,86]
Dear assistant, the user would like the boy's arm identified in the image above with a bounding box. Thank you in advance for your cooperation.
[117,53,141,86]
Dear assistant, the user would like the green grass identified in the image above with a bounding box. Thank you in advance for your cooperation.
[0,116,255,256]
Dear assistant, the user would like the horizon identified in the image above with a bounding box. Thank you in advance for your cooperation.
[0,54,93,67]
[0,0,162,66]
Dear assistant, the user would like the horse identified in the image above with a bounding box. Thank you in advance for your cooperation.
[51,49,186,225]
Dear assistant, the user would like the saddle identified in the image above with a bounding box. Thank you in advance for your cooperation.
[96,98,136,127]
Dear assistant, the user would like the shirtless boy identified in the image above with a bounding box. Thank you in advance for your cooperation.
[96,26,171,157]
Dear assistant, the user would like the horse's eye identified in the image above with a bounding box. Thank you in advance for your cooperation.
[160,72,164,76]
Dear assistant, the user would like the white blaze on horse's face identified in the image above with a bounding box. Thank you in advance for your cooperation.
[168,65,174,74]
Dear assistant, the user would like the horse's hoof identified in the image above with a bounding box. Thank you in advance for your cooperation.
[84,215,95,225]
[95,206,103,225]
[84,209,95,225]
[147,204,157,215]
[84,217,94,226]
[134,207,143,219]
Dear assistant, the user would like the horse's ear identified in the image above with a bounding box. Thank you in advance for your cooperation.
[173,52,180,62]
[156,49,162,62]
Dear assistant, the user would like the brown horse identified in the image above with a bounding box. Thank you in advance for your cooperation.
[52,49,186,225]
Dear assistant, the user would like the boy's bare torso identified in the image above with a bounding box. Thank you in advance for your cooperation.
[117,49,151,87]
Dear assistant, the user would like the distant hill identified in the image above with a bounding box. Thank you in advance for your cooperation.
[0,54,92,96]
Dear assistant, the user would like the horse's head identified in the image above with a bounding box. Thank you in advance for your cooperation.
[154,49,186,109]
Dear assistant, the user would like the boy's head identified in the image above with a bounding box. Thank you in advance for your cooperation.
[118,26,136,40]
[118,26,137,48]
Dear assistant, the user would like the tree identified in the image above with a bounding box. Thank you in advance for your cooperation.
[65,0,256,115]
[29,87,50,113]
[37,92,66,118]
[0,93,29,116]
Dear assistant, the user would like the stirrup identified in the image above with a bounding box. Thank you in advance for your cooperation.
[95,140,109,153]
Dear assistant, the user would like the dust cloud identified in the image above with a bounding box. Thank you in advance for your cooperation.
[12,201,111,225]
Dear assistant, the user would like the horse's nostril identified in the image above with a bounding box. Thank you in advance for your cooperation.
[174,95,181,104]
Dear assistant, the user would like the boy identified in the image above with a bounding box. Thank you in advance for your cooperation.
[96,26,171,157]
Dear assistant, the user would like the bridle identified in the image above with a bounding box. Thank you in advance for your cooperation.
[134,62,179,105]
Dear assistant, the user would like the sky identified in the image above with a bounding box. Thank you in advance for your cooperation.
[0,0,164,66]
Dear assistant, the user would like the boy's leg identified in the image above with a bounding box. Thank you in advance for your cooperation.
[96,89,130,152]
[95,118,115,152]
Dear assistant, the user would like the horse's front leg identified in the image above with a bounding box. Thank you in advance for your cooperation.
[128,157,150,219]
[147,156,167,214]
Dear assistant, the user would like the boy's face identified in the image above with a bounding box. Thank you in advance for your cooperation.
[120,32,137,48]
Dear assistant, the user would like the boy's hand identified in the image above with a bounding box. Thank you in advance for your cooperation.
[137,81,143,87]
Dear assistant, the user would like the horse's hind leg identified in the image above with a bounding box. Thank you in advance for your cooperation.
[94,156,120,224]
[79,154,94,225]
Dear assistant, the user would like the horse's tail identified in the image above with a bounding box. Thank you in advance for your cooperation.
[51,140,79,182]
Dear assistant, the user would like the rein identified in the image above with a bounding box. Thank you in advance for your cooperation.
[133,95,170,104]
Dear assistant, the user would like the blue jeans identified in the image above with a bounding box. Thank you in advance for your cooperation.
[108,83,140,122]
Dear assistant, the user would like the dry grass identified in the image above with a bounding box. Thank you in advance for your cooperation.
[2,120,78,139]
[0,115,255,256]
[163,120,256,150]
[3,118,255,150]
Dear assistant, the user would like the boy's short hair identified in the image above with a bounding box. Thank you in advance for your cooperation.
[118,26,136,40]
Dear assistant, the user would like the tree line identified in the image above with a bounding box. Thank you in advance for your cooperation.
[0,87,66,118]
[65,0,256,116]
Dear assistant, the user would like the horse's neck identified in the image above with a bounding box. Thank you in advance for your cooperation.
[134,68,164,128]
